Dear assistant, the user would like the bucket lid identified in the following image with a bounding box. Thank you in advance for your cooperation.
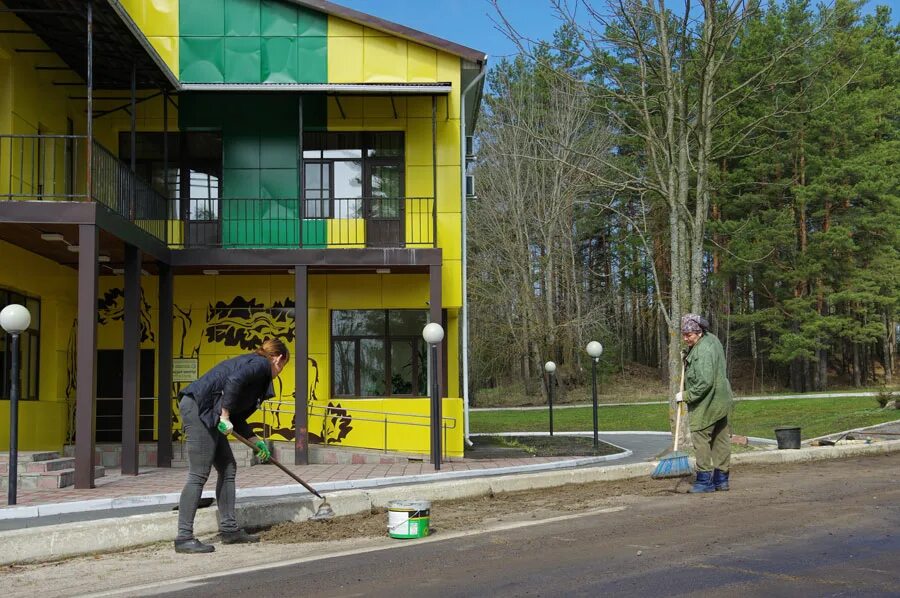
[388,499,431,511]
[774,426,801,431]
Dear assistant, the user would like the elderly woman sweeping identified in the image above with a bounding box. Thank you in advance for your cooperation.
[677,314,734,493]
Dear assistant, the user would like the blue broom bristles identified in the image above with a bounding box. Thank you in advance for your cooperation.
[651,451,692,479]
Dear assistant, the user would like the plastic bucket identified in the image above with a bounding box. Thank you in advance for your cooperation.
[387,500,431,539]
[774,426,801,449]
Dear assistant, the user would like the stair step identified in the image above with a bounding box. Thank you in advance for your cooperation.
[24,457,76,473]
[0,451,60,463]
[0,466,105,491]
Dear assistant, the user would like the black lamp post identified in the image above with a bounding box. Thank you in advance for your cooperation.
[423,322,444,470]
[1,303,31,506]
[544,361,556,436]
[586,341,603,449]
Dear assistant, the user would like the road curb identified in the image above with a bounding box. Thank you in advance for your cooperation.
[1,439,898,566]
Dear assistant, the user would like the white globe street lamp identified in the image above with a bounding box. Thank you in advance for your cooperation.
[422,323,445,470]
[544,361,556,436]
[1,304,31,506]
[585,341,603,448]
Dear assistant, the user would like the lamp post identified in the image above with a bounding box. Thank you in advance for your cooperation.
[422,322,444,470]
[544,361,556,436]
[586,341,603,449]
[1,304,31,506]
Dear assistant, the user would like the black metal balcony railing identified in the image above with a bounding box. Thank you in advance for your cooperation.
[174,196,436,249]
[0,134,169,243]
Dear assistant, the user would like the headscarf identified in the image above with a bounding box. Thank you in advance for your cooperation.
[681,313,709,334]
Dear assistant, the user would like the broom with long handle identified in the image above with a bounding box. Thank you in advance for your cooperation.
[651,361,692,479]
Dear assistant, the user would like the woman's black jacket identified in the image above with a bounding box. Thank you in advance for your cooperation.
[179,353,275,437]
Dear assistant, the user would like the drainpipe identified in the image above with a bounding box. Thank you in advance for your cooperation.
[460,59,487,447]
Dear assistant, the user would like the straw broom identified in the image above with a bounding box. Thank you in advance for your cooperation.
[651,362,692,479]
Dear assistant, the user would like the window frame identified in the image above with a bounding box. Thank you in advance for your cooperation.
[0,288,41,402]
[330,309,427,398]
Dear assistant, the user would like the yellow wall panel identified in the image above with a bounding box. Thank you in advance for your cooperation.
[437,118,461,166]
[326,218,365,248]
[363,96,406,119]
[363,26,389,37]
[437,213,462,260]
[406,165,433,198]
[442,259,462,308]
[381,274,429,307]
[327,31,363,83]
[308,274,327,308]
[405,119,434,167]
[407,43,437,82]
[406,95,434,118]
[328,95,363,120]
[148,36,179,77]
[437,165,461,212]
[119,0,178,78]
[363,36,407,82]
[437,51,461,119]
[329,16,363,37]
[326,273,381,308]
[445,310,460,397]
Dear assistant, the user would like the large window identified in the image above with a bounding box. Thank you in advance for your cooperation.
[0,289,40,401]
[331,309,427,397]
[302,131,404,219]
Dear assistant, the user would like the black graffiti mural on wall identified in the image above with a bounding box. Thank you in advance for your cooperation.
[168,294,352,445]
[97,288,155,343]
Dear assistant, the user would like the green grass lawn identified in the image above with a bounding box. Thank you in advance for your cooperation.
[470,396,900,440]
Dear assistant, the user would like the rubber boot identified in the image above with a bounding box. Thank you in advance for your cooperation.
[713,469,730,491]
[220,529,260,544]
[174,538,215,554]
[689,470,715,493]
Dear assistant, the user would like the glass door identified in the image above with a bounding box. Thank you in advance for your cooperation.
[365,161,404,247]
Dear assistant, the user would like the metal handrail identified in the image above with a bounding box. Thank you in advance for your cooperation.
[261,397,456,456]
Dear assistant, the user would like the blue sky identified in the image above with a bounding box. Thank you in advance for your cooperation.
[331,0,900,64]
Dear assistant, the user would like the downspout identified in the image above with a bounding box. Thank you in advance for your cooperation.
[461,59,487,447]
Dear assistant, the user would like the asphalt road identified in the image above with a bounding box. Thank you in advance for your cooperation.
[67,453,898,598]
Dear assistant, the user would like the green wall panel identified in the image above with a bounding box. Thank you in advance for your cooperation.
[181,0,225,36]
[180,0,327,85]
[225,37,262,83]
[297,36,327,83]
[298,7,327,37]
[261,134,297,168]
[225,0,261,36]
[180,38,225,83]
[224,135,260,169]
[261,0,298,36]
[262,37,299,83]
[302,220,327,248]
[302,94,326,131]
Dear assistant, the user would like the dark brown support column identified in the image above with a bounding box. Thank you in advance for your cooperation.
[429,264,443,399]
[121,243,141,475]
[156,262,173,467]
[85,0,92,201]
[432,95,438,248]
[294,266,309,465]
[75,224,98,488]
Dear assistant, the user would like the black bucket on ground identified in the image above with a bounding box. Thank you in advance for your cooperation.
[774,426,801,449]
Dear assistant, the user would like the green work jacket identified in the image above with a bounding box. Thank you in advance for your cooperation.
[683,332,733,431]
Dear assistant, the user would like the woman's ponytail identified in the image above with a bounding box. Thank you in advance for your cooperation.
[255,338,290,364]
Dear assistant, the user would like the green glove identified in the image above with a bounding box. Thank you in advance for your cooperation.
[254,440,271,463]
[217,417,233,435]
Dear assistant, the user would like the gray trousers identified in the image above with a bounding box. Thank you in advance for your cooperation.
[691,416,731,473]
[176,396,239,540]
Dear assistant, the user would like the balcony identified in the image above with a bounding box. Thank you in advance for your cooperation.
[0,134,169,243]
[173,196,435,249]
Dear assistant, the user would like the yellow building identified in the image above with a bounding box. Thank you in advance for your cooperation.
[0,0,486,487]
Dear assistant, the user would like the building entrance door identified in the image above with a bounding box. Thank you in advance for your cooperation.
[95,349,156,442]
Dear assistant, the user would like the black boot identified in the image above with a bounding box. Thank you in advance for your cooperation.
[689,470,715,493]
[220,529,260,544]
[713,469,730,491]
[174,538,215,554]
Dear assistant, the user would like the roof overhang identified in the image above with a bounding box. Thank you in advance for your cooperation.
[180,82,453,94]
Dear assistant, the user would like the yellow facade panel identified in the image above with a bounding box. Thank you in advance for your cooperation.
[308,275,327,308]
[437,213,462,260]
[326,218,365,248]
[328,95,364,120]
[308,308,328,354]
[381,274,429,307]
[405,119,434,167]
[437,118,461,166]
[148,36,179,77]
[329,16,363,37]
[437,51,461,119]
[406,95,434,119]
[442,259,462,308]
[405,165,433,198]
[327,34,363,83]
[326,117,364,131]
[438,165,461,212]
[326,273,381,308]
[363,96,406,119]
[407,43,437,81]
[363,36,407,82]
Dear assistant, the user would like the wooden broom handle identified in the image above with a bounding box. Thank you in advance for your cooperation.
[231,431,324,499]
[673,361,686,451]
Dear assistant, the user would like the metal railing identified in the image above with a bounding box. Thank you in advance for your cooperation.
[0,134,169,243]
[171,196,435,249]
[261,398,456,458]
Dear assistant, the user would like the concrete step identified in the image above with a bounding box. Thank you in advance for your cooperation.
[0,465,105,490]
[270,442,417,465]
[0,451,60,464]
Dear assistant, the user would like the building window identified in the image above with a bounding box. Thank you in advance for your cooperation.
[302,132,404,220]
[0,289,40,401]
[331,309,427,397]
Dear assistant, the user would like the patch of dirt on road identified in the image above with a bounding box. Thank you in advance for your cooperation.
[259,473,678,544]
